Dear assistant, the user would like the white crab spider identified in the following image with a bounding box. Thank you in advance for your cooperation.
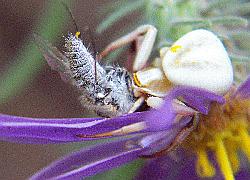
[100,25,233,111]
[36,25,233,137]
[94,25,233,137]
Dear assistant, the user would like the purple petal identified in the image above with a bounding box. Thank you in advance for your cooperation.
[145,95,177,131]
[138,156,250,180]
[30,137,144,180]
[176,86,225,114]
[136,157,174,180]
[140,117,192,156]
[0,112,146,144]
[137,146,250,180]
[181,95,210,114]
[235,168,250,180]
[146,86,224,131]
[234,75,250,99]
[136,149,199,180]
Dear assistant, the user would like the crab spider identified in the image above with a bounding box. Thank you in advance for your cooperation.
[88,25,233,139]
[36,25,232,139]
[100,25,233,111]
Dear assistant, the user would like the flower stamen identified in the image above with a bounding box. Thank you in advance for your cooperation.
[196,149,215,177]
[214,134,235,180]
[225,142,239,173]
[238,125,250,160]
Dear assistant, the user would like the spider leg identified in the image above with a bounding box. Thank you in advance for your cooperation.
[128,96,146,113]
[100,25,157,72]
[76,122,145,138]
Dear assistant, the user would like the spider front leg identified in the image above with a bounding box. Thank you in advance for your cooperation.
[99,25,158,113]
[100,24,157,71]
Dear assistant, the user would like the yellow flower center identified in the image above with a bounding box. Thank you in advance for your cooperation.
[183,93,250,180]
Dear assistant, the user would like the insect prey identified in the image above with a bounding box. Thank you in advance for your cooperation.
[34,33,136,117]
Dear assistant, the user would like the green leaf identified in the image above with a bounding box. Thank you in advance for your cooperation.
[225,2,250,15]
[230,31,250,50]
[202,0,236,14]
[171,16,248,28]
[99,0,130,16]
[96,0,144,33]
[229,54,250,62]
[209,16,248,27]
[171,18,211,28]
[0,1,70,104]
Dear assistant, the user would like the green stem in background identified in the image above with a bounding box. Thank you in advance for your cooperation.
[144,0,169,41]
[97,0,144,33]
[229,54,250,62]
[171,16,248,30]
[230,31,250,51]
[203,0,236,14]
[0,1,70,104]
[226,2,250,16]
[144,0,198,43]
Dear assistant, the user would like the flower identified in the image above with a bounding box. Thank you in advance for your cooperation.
[0,77,249,179]
[185,79,250,180]
[138,75,250,180]
[0,87,223,177]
